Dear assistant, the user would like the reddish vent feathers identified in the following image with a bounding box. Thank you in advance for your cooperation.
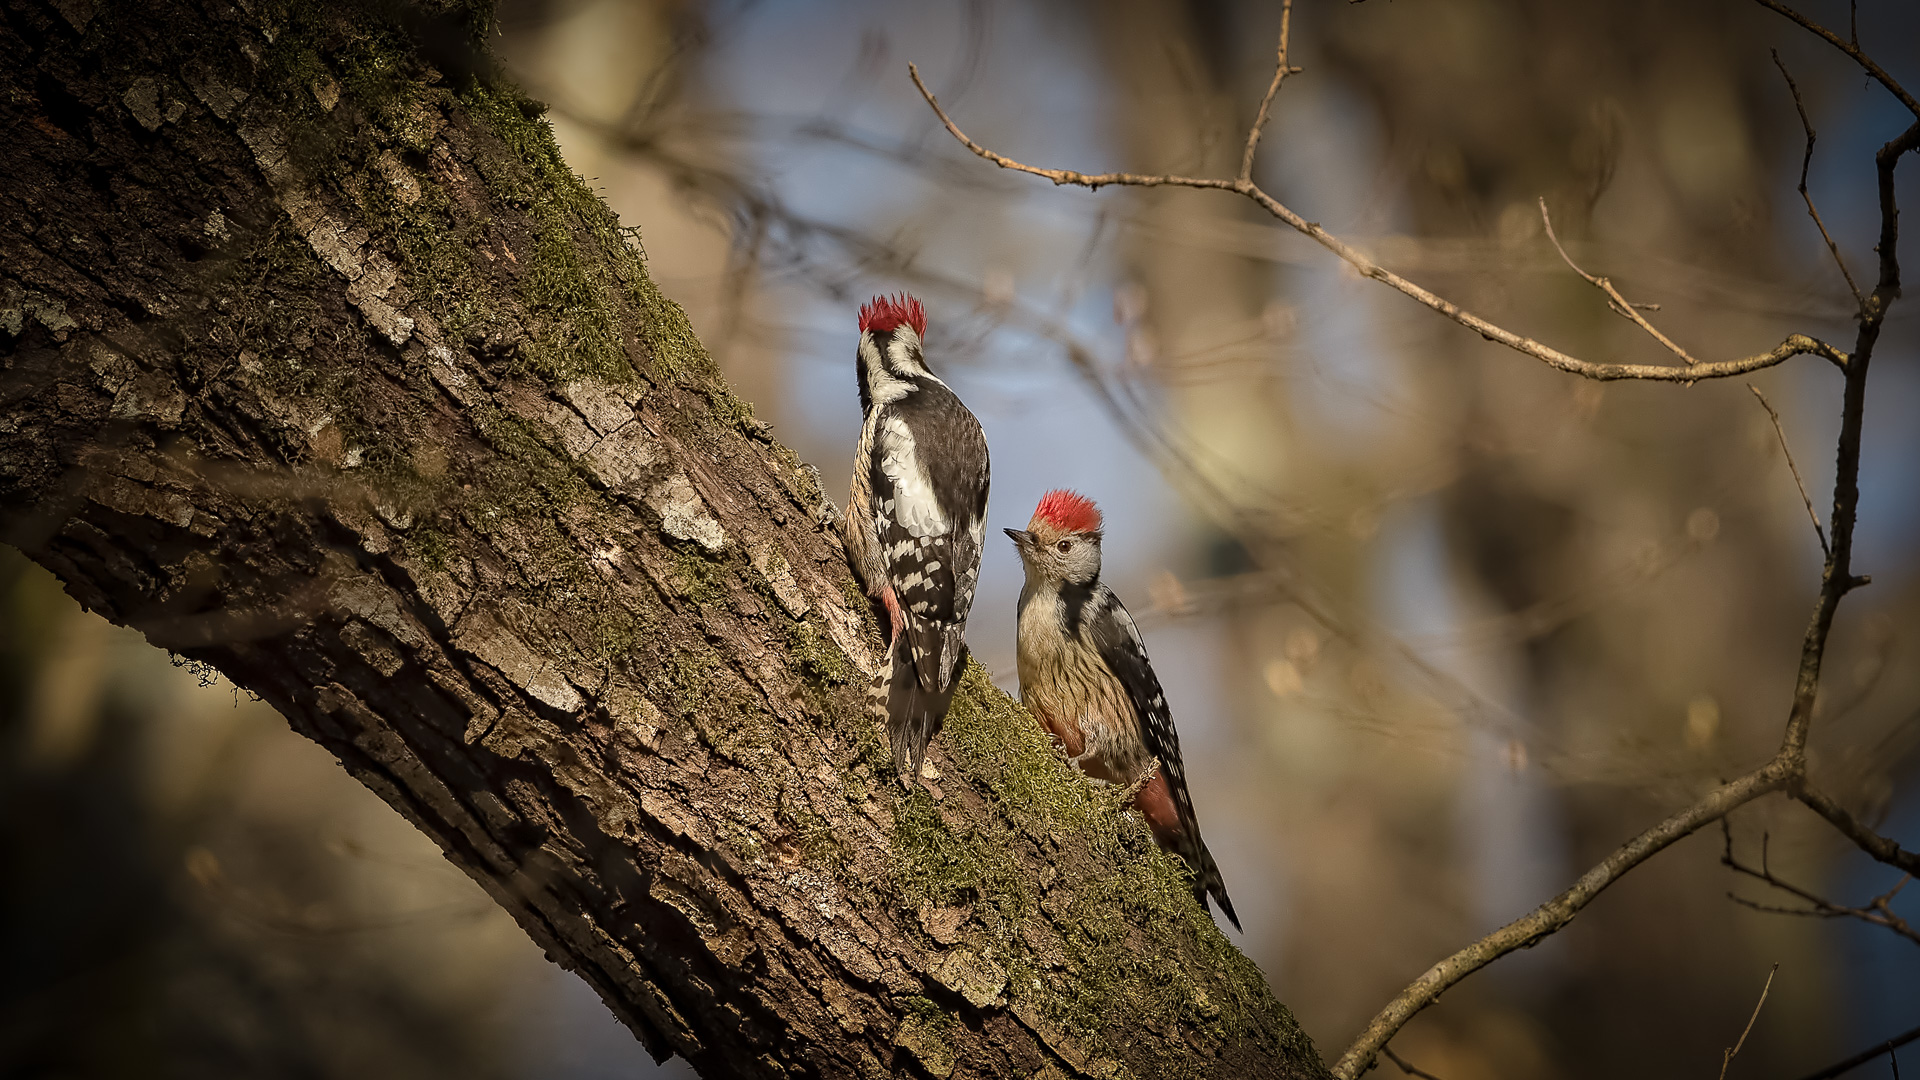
[1031,489,1102,535]
[858,293,927,337]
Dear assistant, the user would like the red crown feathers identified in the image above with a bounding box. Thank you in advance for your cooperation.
[1031,489,1103,535]
[858,293,927,337]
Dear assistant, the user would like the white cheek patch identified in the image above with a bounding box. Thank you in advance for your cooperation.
[879,416,948,538]
[886,329,935,382]
[861,336,911,404]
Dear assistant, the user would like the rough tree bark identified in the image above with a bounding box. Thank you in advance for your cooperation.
[0,1,1327,1077]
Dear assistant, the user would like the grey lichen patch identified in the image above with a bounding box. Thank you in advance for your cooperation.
[558,379,637,434]
[123,76,164,130]
[2,289,78,336]
[374,149,422,204]
[749,543,809,618]
[647,473,726,552]
[311,71,340,111]
[583,423,661,490]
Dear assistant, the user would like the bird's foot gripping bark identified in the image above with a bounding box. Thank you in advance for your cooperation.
[1119,759,1160,804]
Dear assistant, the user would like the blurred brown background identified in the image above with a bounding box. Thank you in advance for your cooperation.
[5,1,1918,1076]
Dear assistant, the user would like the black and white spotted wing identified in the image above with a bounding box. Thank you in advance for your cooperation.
[1085,586,1195,826]
[866,382,989,693]
[1086,584,1239,929]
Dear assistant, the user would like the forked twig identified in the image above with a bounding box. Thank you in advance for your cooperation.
[1772,50,1866,310]
[1718,963,1778,1080]
[1755,0,1920,120]
[1538,197,1699,365]
[1238,0,1300,184]
[1721,822,1920,947]
[905,68,1849,385]
[1747,384,1830,557]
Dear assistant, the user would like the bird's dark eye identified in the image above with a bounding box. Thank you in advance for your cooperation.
[1056,539,1072,553]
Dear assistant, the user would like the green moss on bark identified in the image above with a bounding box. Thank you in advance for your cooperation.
[886,663,1319,1070]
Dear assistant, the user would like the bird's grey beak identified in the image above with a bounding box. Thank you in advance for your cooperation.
[1004,528,1033,547]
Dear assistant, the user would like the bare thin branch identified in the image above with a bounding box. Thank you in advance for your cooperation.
[1771,50,1865,310]
[1754,0,1920,120]
[1725,883,1920,947]
[1795,784,1920,877]
[908,64,1850,384]
[1722,823,1920,946]
[1330,763,1791,1079]
[1383,1046,1448,1080]
[1539,197,1701,365]
[1718,963,1779,1080]
[1747,384,1830,557]
[1794,1022,1920,1080]
[1239,0,1299,184]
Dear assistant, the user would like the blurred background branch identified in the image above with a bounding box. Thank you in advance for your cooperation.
[906,1,1916,1073]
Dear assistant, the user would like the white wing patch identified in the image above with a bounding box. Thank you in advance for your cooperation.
[878,415,948,538]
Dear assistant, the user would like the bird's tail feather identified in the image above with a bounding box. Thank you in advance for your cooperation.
[903,617,970,694]
[879,636,964,787]
[1180,833,1241,932]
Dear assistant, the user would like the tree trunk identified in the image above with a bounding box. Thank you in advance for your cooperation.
[0,1,1327,1075]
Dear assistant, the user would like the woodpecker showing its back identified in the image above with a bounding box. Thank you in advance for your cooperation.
[843,294,989,786]
[1006,491,1239,930]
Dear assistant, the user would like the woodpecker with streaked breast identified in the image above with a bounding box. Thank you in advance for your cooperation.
[845,294,990,787]
[1007,491,1239,930]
